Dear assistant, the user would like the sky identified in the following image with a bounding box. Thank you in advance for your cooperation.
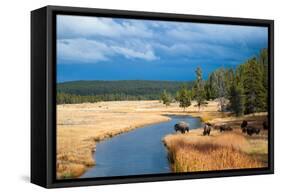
[57,15,268,82]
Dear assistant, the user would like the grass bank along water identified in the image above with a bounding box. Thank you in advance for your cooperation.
[163,113,268,172]
[56,100,268,178]
[57,100,212,179]
[80,115,202,178]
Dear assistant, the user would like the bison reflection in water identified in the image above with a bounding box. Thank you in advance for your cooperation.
[174,122,189,134]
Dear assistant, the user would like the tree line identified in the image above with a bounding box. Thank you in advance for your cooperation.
[57,80,193,104]
[57,92,169,104]
[160,48,268,116]
[57,93,99,104]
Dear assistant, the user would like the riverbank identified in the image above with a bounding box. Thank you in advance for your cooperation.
[56,100,239,179]
[57,100,217,179]
[163,113,268,172]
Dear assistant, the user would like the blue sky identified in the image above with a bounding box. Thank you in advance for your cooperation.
[57,15,268,82]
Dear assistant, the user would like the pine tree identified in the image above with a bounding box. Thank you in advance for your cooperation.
[204,78,213,100]
[243,58,267,114]
[229,81,245,116]
[259,48,268,109]
[204,68,229,111]
[215,69,228,111]
[160,90,172,107]
[205,71,218,100]
[225,68,235,94]
[176,86,191,111]
[193,67,207,111]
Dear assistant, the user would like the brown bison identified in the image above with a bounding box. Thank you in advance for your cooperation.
[203,123,212,136]
[241,120,248,133]
[219,124,233,132]
[174,122,189,134]
[263,120,268,130]
[240,120,261,135]
[245,126,260,136]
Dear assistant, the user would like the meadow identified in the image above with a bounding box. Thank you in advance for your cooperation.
[56,100,268,178]
[163,113,268,172]
[57,100,198,178]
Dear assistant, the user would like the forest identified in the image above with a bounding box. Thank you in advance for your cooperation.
[57,80,193,104]
[57,48,268,115]
[160,48,268,115]
[206,48,268,115]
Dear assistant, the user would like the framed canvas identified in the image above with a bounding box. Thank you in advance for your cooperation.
[31,5,274,188]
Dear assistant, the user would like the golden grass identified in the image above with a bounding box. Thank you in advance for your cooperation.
[56,109,171,179]
[164,132,264,172]
[57,162,86,179]
[163,113,268,172]
[57,100,195,179]
[56,100,221,179]
[57,100,267,178]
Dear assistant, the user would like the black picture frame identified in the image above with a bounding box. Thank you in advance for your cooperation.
[31,5,274,188]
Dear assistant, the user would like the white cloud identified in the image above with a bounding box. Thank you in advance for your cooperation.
[58,38,158,63]
[57,15,154,39]
[57,15,267,64]
[111,45,158,61]
[57,39,110,63]
[167,23,268,47]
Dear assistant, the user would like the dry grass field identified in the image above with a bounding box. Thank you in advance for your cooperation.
[57,100,268,178]
[57,100,220,179]
[163,113,268,172]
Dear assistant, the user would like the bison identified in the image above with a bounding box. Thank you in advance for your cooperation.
[263,120,268,130]
[203,123,212,136]
[245,126,260,136]
[241,120,248,133]
[174,122,189,134]
[219,124,233,132]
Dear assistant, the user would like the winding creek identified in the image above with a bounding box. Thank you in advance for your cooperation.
[80,115,202,178]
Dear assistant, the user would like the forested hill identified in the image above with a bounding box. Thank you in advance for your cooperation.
[57,80,193,102]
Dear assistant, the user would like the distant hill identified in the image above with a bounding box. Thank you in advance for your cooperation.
[57,80,193,100]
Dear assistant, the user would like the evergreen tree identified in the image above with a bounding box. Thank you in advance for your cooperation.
[176,86,191,111]
[225,68,235,94]
[215,69,228,111]
[160,90,172,107]
[204,72,218,100]
[204,78,212,100]
[193,67,207,111]
[243,58,267,114]
[259,48,268,108]
[204,68,229,111]
[229,81,245,116]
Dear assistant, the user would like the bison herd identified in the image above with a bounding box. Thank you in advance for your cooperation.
[241,120,268,136]
[174,119,268,136]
